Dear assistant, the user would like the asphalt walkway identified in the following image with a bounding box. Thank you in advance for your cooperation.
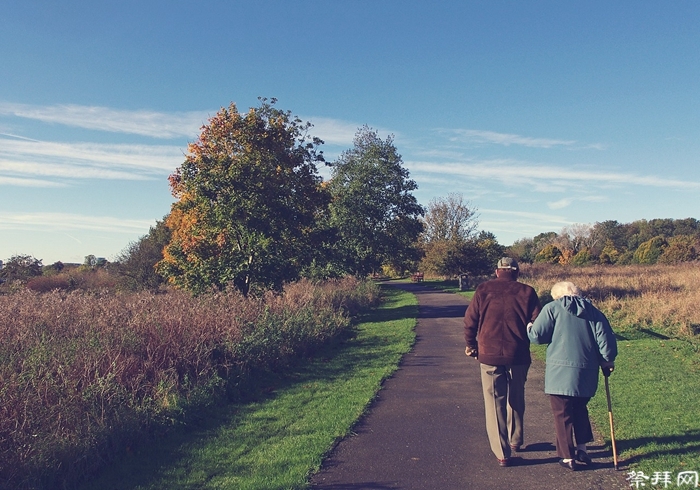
[310,283,627,490]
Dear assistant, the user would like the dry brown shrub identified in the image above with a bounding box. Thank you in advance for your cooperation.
[0,277,377,489]
[520,263,700,337]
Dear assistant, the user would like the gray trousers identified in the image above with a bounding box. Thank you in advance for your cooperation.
[479,363,529,459]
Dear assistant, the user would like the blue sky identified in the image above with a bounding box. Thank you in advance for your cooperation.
[1,1,699,264]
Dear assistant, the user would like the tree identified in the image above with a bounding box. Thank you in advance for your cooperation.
[114,219,171,291]
[598,239,622,264]
[0,254,43,282]
[571,247,594,266]
[418,193,481,277]
[658,235,697,264]
[422,193,478,243]
[507,237,536,263]
[468,231,506,275]
[327,126,424,276]
[633,236,667,264]
[157,99,330,295]
[535,244,562,264]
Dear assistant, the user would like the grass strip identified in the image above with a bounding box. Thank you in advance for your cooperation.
[78,285,417,490]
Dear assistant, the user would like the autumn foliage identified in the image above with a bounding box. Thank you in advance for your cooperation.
[158,99,329,296]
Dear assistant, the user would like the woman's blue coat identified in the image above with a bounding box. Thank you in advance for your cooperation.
[528,296,617,397]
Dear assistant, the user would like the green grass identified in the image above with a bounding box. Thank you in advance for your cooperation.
[78,286,417,490]
[532,336,700,479]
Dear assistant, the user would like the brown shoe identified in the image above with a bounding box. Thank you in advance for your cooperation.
[498,458,511,467]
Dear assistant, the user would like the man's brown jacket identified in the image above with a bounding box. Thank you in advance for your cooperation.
[464,276,542,366]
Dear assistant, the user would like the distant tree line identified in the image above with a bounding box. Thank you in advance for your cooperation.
[6,99,698,294]
[507,218,700,266]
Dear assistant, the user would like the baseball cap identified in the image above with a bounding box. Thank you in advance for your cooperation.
[497,257,519,270]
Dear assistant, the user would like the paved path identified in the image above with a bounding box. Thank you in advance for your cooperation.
[310,283,627,490]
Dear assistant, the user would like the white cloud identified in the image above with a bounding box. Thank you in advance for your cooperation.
[407,160,700,191]
[0,137,183,184]
[0,175,65,187]
[0,102,208,139]
[0,212,154,234]
[304,117,360,146]
[442,129,577,148]
[548,198,573,209]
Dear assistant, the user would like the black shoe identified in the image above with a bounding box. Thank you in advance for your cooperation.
[575,449,592,465]
[559,459,577,471]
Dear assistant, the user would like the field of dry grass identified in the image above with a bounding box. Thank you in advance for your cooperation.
[0,277,379,489]
[519,263,700,339]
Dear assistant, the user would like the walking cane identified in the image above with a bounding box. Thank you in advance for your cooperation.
[603,368,619,470]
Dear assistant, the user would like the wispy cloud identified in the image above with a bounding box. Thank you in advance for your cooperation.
[0,212,154,233]
[0,137,183,184]
[547,198,573,209]
[0,175,65,187]
[305,117,360,146]
[408,160,700,191]
[442,129,577,149]
[478,208,574,240]
[0,102,209,139]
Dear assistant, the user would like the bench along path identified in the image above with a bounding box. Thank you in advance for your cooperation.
[310,282,627,490]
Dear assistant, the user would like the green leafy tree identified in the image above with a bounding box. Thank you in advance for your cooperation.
[571,247,594,266]
[0,254,43,282]
[114,219,171,291]
[598,239,622,264]
[672,218,700,236]
[157,99,329,295]
[535,244,562,264]
[507,237,536,263]
[327,126,424,276]
[633,236,667,264]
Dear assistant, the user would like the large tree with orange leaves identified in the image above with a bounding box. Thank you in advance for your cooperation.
[157,99,329,295]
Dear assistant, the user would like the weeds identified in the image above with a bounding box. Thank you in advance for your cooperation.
[519,263,700,340]
[0,277,378,490]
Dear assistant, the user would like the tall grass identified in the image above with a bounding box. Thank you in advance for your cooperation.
[518,263,700,477]
[0,277,379,490]
[519,263,700,339]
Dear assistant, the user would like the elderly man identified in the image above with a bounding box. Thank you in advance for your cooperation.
[464,257,542,467]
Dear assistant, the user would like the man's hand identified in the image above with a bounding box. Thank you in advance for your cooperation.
[465,346,478,359]
[601,361,615,377]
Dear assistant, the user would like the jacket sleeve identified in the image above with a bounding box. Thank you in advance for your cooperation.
[592,311,618,363]
[528,303,554,345]
[464,292,480,349]
[528,288,542,323]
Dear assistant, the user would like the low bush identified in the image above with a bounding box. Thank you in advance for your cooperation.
[0,277,379,489]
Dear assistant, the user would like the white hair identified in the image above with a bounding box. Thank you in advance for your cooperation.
[551,281,582,300]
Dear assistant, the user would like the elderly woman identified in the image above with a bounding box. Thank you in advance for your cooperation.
[528,281,617,471]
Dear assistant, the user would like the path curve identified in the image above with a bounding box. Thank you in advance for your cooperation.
[310,283,627,489]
